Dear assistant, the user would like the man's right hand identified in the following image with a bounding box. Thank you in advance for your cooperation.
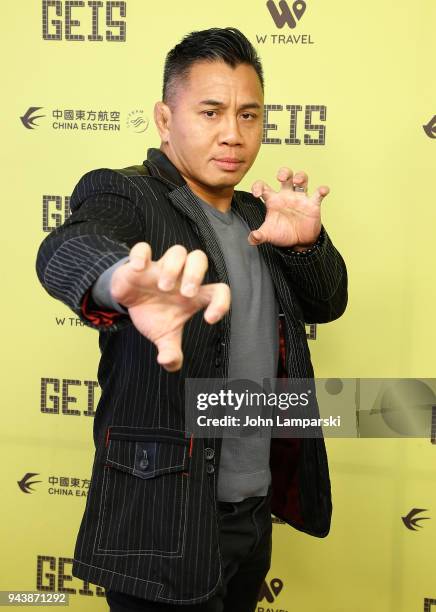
[110,242,231,373]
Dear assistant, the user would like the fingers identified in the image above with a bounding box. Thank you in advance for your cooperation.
[110,242,153,305]
[155,281,231,371]
[154,328,184,372]
[247,226,267,246]
[157,244,188,291]
[276,167,309,192]
[180,250,209,297]
[292,170,309,193]
[157,246,209,296]
[251,180,274,200]
[129,242,152,271]
[274,167,329,205]
[253,169,310,198]
[311,185,330,206]
[276,167,294,190]
[201,283,231,325]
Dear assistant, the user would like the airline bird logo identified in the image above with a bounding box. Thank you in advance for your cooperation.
[18,472,42,493]
[402,508,430,531]
[423,115,436,138]
[20,107,45,129]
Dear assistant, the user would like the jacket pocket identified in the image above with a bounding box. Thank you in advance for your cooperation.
[94,426,191,557]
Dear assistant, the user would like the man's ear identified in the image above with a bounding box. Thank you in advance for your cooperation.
[154,101,171,143]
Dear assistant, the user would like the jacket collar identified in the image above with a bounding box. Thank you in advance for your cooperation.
[143,147,187,188]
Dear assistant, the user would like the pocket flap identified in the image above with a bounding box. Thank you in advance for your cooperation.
[104,426,191,480]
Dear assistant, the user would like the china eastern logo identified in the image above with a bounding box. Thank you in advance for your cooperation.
[20,107,45,129]
[19,106,148,134]
[423,115,436,138]
[18,473,43,493]
[402,508,430,531]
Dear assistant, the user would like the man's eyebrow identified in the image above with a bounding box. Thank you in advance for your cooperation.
[198,99,262,110]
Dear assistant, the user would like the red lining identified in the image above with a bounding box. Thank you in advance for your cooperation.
[270,317,304,526]
[81,290,123,327]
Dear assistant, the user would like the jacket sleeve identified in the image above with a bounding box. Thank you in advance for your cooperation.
[35,168,146,332]
[271,224,348,324]
[91,256,130,313]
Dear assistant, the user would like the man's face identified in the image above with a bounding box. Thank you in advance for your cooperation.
[157,59,264,193]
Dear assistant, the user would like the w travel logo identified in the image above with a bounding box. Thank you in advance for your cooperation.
[267,0,306,29]
[257,1,313,46]
[257,577,286,611]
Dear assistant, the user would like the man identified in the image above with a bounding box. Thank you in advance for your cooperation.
[36,27,347,612]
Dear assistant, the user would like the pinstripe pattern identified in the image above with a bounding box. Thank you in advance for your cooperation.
[35,148,348,604]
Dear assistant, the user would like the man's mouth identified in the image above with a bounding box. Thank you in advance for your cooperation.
[213,158,243,171]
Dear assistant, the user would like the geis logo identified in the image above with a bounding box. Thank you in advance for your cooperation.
[266,0,307,29]
[257,0,313,46]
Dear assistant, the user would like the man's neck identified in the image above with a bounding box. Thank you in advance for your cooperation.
[183,178,233,213]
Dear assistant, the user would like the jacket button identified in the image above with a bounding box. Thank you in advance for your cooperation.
[206,463,215,474]
[204,447,215,460]
[138,449,149,470]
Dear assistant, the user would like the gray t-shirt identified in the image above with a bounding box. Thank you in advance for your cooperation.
[195,196,279,501]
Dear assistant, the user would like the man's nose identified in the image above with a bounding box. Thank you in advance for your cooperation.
[218,114,243,146]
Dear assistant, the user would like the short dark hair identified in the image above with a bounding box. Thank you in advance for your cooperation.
[162,27,264,107]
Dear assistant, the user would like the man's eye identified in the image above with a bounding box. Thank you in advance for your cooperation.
[202,111,256,120]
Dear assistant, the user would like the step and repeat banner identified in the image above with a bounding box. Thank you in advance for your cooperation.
[1,1,435,610]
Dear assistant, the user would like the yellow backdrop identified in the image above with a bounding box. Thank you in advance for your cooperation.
[2,1,436,610]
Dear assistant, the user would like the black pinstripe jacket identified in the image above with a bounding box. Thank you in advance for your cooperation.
[35,147,348,604]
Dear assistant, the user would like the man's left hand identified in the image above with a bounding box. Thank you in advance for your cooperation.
[248,167,329,249]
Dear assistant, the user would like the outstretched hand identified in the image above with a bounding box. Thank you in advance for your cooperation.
[110,242,231,373]
[248,167,329,249]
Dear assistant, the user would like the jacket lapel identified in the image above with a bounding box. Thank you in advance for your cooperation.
[143,148,230,281]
